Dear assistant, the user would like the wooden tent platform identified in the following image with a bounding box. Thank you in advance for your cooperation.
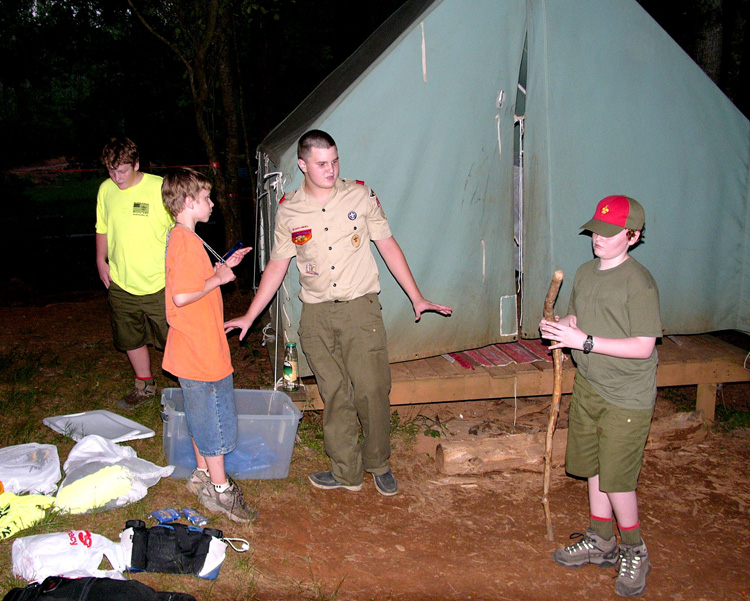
[296,335,750,423]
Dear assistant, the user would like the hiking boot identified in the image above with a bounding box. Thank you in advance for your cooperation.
[186,468,211,496]
[615,542,651,597]
[372,469,398,496]
[198,476,258,523]
[118,378,157,410]
[552,528,619,568]
[308,471,362,492]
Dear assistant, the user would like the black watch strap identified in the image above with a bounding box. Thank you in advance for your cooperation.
[583,335,594,354]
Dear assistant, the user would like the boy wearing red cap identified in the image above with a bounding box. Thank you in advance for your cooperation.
[539,195,661,598]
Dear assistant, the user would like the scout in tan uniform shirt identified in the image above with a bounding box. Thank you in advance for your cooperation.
[225,130,452,496]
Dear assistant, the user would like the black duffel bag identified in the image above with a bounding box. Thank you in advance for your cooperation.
[2,576,197,601]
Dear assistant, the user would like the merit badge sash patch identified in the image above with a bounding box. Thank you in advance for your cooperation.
[292,229,312,245]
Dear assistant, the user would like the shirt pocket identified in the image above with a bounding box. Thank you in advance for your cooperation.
[336,214,366,252]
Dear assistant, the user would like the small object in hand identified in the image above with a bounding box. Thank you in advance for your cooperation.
[223,242,244,261]
[149,508,181,524]
[183,507,209,526]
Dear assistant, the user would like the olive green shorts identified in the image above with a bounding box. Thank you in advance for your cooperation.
[565,374,654,493]
[107,281,168,352]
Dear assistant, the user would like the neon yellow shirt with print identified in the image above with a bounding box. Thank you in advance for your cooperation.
[95,173,173,295]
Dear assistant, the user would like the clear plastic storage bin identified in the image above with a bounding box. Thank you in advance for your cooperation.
[160,388,302,480]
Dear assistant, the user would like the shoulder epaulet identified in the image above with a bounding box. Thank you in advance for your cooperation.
[341,178,367,187]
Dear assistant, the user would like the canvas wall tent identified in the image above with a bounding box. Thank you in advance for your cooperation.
[255,0,750,377]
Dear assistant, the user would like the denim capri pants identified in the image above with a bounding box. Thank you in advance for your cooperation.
[178,373,237,457]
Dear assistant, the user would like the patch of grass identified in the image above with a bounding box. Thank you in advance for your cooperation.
[0,573,27,597]
[390,410,418,443]
[0,348,51,386]
[714,407,750,432]
[0,386,39,416]
[296,557,345,601]
[296,412,326,455]
[1,416,40,446]
[230,551,260,600]
[661,386,694,412]
[714,388,750,432]
[391,411,449,441]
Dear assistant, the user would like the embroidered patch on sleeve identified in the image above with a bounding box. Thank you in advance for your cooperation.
[292,229,312,245]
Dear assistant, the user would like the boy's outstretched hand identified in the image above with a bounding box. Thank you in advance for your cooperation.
[413,297,453,321]
[224,246,252,268]
[224,314,252,342]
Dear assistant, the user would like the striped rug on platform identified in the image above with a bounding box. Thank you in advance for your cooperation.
[447,338,557,370]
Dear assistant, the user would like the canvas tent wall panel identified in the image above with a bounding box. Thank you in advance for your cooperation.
[262,0,527,374]
[257,0,750,378]
[522,0,750,337]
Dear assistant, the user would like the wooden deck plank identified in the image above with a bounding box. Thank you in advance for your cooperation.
[297,335,750,422]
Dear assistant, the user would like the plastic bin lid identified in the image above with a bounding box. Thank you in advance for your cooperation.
[43,410,155,442]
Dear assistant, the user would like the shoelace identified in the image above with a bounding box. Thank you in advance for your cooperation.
[564,532,594,553]
[618,549,642,579]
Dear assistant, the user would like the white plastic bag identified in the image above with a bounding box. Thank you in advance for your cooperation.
[11,530,126,582]
[55,435,174,514]
[0,443,61,495]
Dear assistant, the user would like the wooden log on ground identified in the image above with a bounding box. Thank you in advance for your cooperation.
[436,430,567,475]
[435,411,706,475]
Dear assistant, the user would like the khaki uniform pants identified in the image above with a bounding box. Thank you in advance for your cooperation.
[299,293,392,486]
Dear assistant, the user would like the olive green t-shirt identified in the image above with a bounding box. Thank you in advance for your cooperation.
[568,257,662,410]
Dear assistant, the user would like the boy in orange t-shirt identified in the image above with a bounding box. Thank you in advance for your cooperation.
[162,168,255,523]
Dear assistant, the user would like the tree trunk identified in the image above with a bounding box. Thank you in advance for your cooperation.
[216,31,242,248]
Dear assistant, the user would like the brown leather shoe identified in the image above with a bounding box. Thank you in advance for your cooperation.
[118,377,157,410]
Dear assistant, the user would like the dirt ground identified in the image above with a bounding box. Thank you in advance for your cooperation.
[1,291,749,601]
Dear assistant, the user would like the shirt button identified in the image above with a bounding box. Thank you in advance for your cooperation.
[328,246,332,250]
[333,283,337,287]
[324,227,329,232]
[331,265,335,270]
[353,226,358,230]
[322,208,326,212]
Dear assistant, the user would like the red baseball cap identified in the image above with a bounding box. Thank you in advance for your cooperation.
[580,195,645,237]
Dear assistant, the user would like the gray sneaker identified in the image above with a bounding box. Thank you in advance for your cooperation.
[372,469,398,496]
[198,477,258,523]
[186,468,211,496]
[615,542,651,597]
[308,471,362,491]
[553,528,619,568]
[118,378,157,410]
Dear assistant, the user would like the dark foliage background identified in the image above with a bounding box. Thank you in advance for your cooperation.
[1,0,746,170]
[0,0,746,300]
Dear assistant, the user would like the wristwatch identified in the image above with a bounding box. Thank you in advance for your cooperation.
[582,335,594,354]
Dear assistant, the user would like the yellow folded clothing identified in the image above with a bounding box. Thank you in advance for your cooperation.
[0,491,55,540]
[55,465,133,514]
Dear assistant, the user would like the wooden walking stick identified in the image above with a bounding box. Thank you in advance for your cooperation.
[542,269,564,541]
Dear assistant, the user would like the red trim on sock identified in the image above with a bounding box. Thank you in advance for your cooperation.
[590,514,613,522]
[617,521,641,531]
[136,376,154,381]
